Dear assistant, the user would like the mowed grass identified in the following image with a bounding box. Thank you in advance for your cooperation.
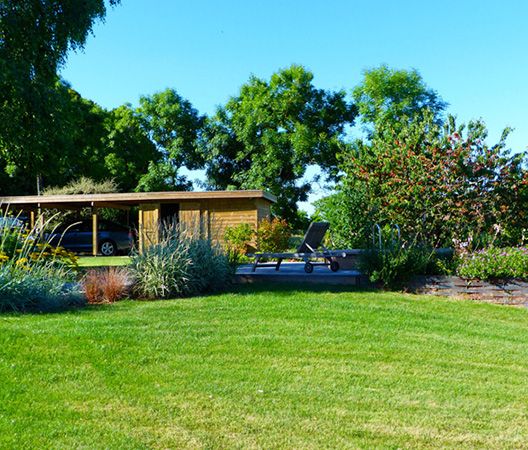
[2,284,528,449]
[76,256,130,267]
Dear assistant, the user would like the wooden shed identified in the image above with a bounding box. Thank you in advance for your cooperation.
[0,190,276,255]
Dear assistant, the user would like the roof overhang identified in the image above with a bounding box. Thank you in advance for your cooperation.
[0,190,277,210]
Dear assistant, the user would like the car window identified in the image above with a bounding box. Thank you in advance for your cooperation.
[99,221,127,232]
[65,222,91,233]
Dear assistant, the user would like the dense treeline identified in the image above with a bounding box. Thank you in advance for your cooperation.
[2,1,527,238]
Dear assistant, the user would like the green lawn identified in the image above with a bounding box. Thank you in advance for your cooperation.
[2,284,528,449]
[76,256,131,267]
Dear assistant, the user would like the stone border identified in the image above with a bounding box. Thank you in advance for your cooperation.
[408,276,528,307]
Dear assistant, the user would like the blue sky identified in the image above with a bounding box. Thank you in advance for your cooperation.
[60,0,528,213]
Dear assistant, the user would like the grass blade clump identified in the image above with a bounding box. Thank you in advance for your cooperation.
[130,221,233,299]
[82,266,133,304]
[0,261,81,312]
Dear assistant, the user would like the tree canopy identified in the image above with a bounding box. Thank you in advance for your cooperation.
[353,64,447,137]
[0,0,121,191]
[200,64,357,223]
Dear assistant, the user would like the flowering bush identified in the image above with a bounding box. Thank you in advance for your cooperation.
[340,111,528,250]
[456,246,528,280]
[257,217,291,253]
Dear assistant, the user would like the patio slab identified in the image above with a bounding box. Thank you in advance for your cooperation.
[234,262,367,285]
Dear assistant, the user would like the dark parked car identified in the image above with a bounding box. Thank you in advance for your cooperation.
[47,219,135,256]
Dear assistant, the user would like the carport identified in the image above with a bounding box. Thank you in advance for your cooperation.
[0,190,276,255]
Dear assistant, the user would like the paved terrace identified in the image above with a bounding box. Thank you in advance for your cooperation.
[235,262,367,285]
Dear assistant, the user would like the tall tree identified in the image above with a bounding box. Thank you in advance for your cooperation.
[0,0,121,193]
[353,64,447,137]
[201,64,357,223]
[136,89,204,191]
[102,104,161,192]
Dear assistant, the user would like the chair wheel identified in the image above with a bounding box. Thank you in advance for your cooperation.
[330,261,339,272]
[304,262,313,274]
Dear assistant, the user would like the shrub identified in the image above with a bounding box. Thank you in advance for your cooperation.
[340,111,528,250]
[314,187,372,249]
[257,217,291,253]
[456,246,528,280]
[358,246,449,290]
[130,222,233,299]
[82,267,133,303]
[0,263,82,312]
[223,222,255,254]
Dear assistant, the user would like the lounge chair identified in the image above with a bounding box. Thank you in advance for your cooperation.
[246,222,345,273]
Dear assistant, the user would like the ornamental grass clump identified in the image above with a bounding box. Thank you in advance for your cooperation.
[130,221,233,299]
[0,211,82,312]
[82,266,133,304]
[456,246,528,280]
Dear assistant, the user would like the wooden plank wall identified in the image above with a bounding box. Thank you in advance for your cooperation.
[208,198,257,241]
[256,198,272,223]
[138,203,160,252]
[139,197,273,251]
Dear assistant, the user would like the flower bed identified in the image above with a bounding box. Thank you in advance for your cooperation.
[456,246,528,280]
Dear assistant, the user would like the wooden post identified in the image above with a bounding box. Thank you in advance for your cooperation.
[30,209,36,230]
[92,205,98,256]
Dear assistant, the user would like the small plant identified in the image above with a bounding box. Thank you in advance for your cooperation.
[82,267,133,304]
[358,245,447,290]
[257,216,291,253]
[223,222,255,255]
[456,246,528,280]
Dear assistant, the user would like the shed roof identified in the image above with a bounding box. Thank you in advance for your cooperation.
[0,190,277,210]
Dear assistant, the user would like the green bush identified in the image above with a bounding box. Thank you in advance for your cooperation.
[358,246,449,290]
[257,217,291,253]
[223,222,255,254]
[456,246,528,280]
[130,223,234,299]
[314,187,372,249]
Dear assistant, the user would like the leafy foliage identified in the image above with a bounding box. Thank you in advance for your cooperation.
[200,65,357,224]
[257,217,292,253]
[353,64,447,137]
[135,161,192,192]
[0,0,121,188]
[358,246,448,290]
[314,187,372,249]
[135,88,204,191]
[223,223,256,255]
[341,111,528,249]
